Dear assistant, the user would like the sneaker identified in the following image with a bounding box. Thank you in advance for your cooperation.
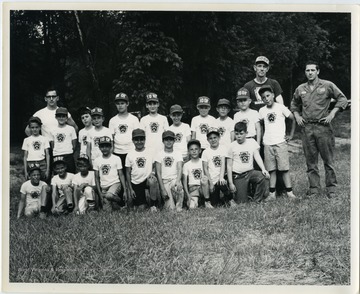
[287,191,297,199]
[327,192,335,199]
[265,192,276,202]
[39,212,46,219]
[229,199,237,208]
[150,206,158,213]
[204,201,214,209]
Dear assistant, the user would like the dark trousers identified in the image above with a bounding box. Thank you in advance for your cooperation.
[233,170,269,203]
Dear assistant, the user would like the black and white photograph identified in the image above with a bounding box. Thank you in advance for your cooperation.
[2,2,359,293]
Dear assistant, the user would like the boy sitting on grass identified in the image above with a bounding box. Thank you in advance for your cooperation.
[17,163,50,219]
[93,136,128,211]
[51,156,75,215]
[227,122,270,203]
[72,154,97,215]
[183,139,212,209]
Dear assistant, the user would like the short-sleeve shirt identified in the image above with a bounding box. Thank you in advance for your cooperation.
[78,126,94,156]
[51,173,74,189]
[155,150,183,181]
[50,125,77,156]
[259,103,291,145]
[140,114,169,151]
[168,123,191,157]
[109,113,140,154]
[87,127,113,163]
[202,145,228,184]
[183,159,204,186]
[227,139,259,174]
[125,148,154,184]
[72,171,96,187]
[93,154,122,188]
[190,115,217,149]
[20,180,47,206]
[216,117,234,146]
[233,109,260,138]
[22,135,50,161]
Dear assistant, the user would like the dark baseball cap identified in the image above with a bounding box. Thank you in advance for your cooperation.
[77,154,90,163]
[98,136,112,146]
[162,130,175,140]
[91,107,104,116]
[28,163,41,173]
[146,92,159,103]
[132,128,146,139]
[197,96,211,107]
[53,156,66,165]
[169,104,183,114]
[115,92,129,102]
[258,85,274,96]
[236,88,250,100]
[217,98,231,107]
[207,127,220,137]
[55,107,68,116]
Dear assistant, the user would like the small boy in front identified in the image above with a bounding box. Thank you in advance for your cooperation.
[227,122,269,203]
[183,139,212,209]
[125,129,159,211]
[49,107,77,173]
[17,163,49,219]
[51,156,75,215]
[155,130,184,212]
[215,99,235,146]
[93,136,128,211]
[22,116,50,182]
[78,107,93,156]
[258,85,296,201]
[72,154,97,214]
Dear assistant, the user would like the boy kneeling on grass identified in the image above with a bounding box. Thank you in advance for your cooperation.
[17,163,50,219]
[227,122,270,203]
[183,139,213,209]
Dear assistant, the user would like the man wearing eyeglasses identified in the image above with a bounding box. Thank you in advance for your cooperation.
[25,89,78,140]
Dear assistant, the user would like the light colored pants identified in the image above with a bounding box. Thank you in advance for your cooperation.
[78,186,95,213]
[163,178,184,211]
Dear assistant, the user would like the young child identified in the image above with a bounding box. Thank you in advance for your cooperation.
[93,136,128,211]
[87,107,113,166]
[51,156,75,215]
[233,88,261,145]
[17,163,49,219]
[227,122,270,203]
[183,139,212,209]
[190,96,217,152]
[140,92,169,154]
[72,154,97,214]
[258,85,296,201]
[109,92,140,168]
[202,127,235,207]
[49,107,77,173]
[215,99,235,146]
[22,116,50,182]
[78,107,94,156]
[155,130,184,212]
[125,129,159,211]
[168,104,191,162]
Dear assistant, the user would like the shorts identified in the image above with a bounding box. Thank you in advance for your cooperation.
[101,182,122,197]
[131,180,148,206]
[24,199,41,217]
[264,142,290,172]
[188,185,202,209]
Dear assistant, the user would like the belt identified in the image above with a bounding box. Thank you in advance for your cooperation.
[306,120,327,125]
[233,171,249,179]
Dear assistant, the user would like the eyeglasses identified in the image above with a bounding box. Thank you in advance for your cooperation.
[46,95,58,99]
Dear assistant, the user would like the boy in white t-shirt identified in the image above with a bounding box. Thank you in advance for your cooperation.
[93,136,128,211]
[109,92,140,168]
[191,96,217,152]
[72,154,97,214]
[17,164,50,219]
[168,104,191,162]
[183,139,212,209]
[155,130,184,212]
[258,85,296,201]
[78,107,94,156]
[227,122,270,203]
[22,116,50,182]
[215,99,235,146]
[140,92,169,154]
[125,129,159,211]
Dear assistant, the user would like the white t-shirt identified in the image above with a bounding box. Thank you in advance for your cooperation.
[33,107,72,140]
[168,123,191,157]
[72,171,96,187]
[227,139,259,174]
[140,114,169,151]
[51,173,74,190]
[216,117,235,146]
[87,127,113,163]
[259,103,291,145]
[78,126,94,156]
[50,125,77,156]
[183,159,204,186]
[202,145,228,184]
[125,148,154,184]
[190,115,216,149]
[155,150,183,181]
[109,113,140,154]
[22,135,50,161]
[233,109,260,138]
[20,180,47,206]
[93,154,122,188]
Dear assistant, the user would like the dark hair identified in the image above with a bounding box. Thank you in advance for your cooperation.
[45,87,58,96]
[79,106,92,116]
[234,121,248,133]
[305,61,319,70]
[187,139,201,149]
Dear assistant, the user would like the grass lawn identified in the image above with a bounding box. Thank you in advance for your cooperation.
[7,110,351,285]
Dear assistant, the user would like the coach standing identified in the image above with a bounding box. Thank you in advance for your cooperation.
[291,61,348,199]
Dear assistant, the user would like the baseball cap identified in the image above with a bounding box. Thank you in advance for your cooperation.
[132,128,146,139]
[217,98,231,107]
[258,85,274,96]
[55,107,68,116]
[91,107,104,116]
[114,92,129,102]
[207,127,220,137]
[255,56,270,65]
[28,163,41,173]
[187,139,201,149]
[98,136,112,146]
[28,116,42,126]
[169,104,183,114]
[236,88,250,100]
[146,92,159,103]
[53,156,66,165]
[77,154,90,163]
[197,96,211,107]
[162,130,175,140]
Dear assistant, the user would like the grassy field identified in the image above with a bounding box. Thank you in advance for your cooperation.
[7,110,351,285]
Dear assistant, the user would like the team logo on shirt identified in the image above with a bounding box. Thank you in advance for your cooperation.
[101,164,111,175]
[82,135,88,146]
[136,157,146,168]
[119,124,128,133]
[30,191,40,199]
[212,155,221,167]
[56,133,66,142]
[267,112,276,123]
[175,133,182,143]
[218,127,225,136]
[150,122,159,133]
[94,137,100,147]
[32,141,41,150]
[200,124,209,134]
[164,156,174,167]
[192,168,202,179]
[239,151,250,163]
